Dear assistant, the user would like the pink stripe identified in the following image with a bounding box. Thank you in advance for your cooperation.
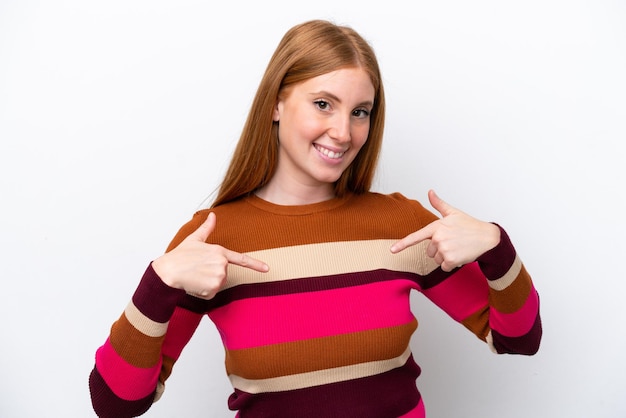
[209,280,415,349]
[490,284,540,337]
[162,307,203,360]
[421,263,489,322]
[398,398,426,418]
[96,339,160,400]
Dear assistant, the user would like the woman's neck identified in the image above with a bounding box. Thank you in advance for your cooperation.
[255,181,335,206]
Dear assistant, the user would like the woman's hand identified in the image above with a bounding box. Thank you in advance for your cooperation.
[390,190,500,272]
[152,212,269,299]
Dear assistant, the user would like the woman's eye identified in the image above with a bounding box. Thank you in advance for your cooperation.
[314,100,330,110]
[353,108,370,118]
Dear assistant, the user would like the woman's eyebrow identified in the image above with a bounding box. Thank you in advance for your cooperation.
[310,90,374,108]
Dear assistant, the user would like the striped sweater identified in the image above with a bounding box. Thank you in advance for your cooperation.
[89,192,542,417]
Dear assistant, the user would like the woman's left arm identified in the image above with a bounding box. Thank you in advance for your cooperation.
[391,190,542,355]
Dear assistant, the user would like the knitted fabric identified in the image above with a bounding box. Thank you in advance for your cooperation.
[89,192,541,417]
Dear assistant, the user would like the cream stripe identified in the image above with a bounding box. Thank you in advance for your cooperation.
[228,345,413,394]
[485,331,497,353]
[224,239,437,290]
[154,381,165,403]
[124,301,168,337]
[487,255,522,291]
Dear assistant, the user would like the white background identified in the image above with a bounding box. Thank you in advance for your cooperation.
[1,0,625,417]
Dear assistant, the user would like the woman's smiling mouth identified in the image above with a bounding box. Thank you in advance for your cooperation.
[314,144,345,159]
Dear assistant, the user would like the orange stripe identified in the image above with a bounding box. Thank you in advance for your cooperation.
[226,320,417,379]
[166,193,438,253]
[489,265,532,314]
[110,313,164,368]
[461,305,490,341]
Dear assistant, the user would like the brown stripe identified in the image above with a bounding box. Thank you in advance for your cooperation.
[159,355,176,383]
[110,313,164,368]
[229,346,413,393]
[166,193,438,253]
[225,320,417,379]
[461,304,490,341]
[489,264,533,314]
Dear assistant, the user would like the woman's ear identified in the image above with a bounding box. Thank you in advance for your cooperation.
[272,100,281,122]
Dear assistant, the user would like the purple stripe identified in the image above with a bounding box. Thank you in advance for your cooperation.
[209,268,453,310]
[477,224,517,280]
[492,307,543,355]
[228,355,422,418]
[131,263,186,323]
[181,266,455,313]
[88,367,154,418]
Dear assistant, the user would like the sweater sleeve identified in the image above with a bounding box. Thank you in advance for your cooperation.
[420,225,542,355]
[89,264,203,418]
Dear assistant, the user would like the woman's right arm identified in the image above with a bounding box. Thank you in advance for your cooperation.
[89,212,268,417]
[88,263,196,418]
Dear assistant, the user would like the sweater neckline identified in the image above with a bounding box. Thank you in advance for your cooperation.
[244,193,354,215]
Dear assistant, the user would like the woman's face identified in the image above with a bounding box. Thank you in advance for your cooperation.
[271,67,375,196]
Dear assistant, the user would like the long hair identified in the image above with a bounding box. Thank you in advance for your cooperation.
[211,20,386,208]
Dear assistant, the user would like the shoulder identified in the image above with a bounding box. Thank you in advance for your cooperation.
[351,191,417,205]
[342,192,439,234]
[164,210,206,252]
[164,198,252,252]
[351,192,436,218]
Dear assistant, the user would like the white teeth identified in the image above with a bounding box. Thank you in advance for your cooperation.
[315,145,344,159]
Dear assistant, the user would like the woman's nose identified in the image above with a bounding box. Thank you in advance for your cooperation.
[327,114,351,143]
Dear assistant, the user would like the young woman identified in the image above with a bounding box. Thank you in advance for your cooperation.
[89,19,542,418]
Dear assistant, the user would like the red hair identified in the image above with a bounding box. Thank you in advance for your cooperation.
[211,20,386,208]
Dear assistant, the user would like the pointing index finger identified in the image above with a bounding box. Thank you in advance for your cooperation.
[390,222,436,254]
[224,249,269,273]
